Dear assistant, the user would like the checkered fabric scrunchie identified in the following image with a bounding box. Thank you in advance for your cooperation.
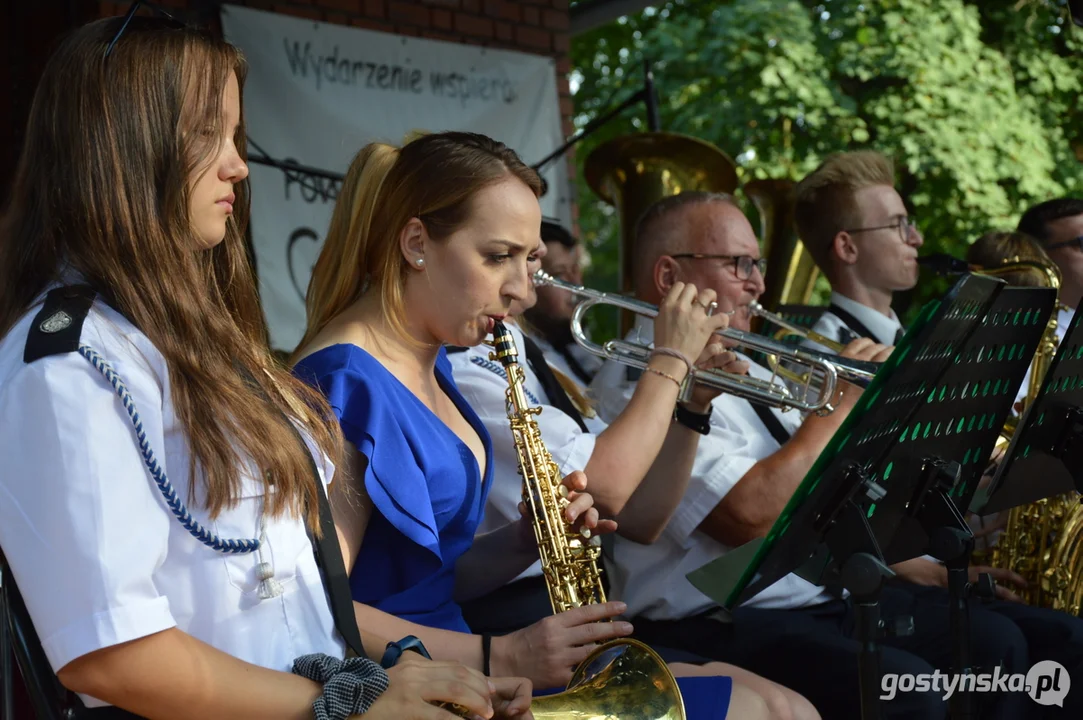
[293,653,390,720]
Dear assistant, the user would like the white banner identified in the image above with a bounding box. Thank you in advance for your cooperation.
[220,5,571,351]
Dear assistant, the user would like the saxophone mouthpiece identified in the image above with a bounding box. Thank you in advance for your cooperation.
[490,321,518,367]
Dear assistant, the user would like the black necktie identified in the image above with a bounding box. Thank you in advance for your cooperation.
[752,403,792,446]
[521,334,590,433]
[556,343,595,385]
[828,303,878,344]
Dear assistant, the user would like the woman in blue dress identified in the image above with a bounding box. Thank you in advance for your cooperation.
[292,131,776,718]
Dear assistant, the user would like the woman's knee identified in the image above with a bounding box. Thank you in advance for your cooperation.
[726,683,770,720]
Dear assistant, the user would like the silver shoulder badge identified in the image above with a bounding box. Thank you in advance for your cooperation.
[40,311,73,334]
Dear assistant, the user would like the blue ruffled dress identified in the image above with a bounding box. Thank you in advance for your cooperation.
[295,343,732,716]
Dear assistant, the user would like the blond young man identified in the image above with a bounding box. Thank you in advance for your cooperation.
[795,151,920,348]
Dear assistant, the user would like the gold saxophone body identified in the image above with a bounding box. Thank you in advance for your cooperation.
[982,259,1083,613]
[488,321,686,720]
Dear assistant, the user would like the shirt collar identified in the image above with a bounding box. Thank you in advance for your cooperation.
[830,291,902,345]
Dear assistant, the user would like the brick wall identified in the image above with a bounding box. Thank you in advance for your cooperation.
[95,0,577,224]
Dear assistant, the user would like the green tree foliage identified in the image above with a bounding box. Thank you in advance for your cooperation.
[569,0,1082,329]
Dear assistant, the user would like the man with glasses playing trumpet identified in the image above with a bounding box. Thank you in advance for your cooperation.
[589,190,1036,720]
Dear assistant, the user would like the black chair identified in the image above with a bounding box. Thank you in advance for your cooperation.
[1,550,89,720]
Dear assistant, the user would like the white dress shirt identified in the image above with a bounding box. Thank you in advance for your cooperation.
[590,317,834,621]
[0,293,343,707]
[807,291,904,351]
[448,322,606,582]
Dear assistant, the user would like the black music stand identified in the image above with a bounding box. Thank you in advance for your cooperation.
[688,278,1055,720]
[873,286,1056,719]
[977,304,1083,517]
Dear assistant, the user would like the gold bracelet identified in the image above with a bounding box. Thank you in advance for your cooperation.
[644,366,683,389]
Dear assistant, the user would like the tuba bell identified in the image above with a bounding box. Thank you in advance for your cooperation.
[584,132,739,333]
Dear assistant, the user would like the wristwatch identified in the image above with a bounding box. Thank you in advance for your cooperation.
[674,402,712,435]
[381,635,433,668]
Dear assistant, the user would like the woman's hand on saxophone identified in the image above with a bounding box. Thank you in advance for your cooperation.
[489,601,634,689]
[361,651,534,719]
[515,469,619,551]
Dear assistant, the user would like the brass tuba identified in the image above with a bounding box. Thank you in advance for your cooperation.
[743,179,821,312]
[584,132,739,333]
[489,321,686,720]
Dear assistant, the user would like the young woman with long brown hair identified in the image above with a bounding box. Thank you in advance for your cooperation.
[0,13,529,720]
[291,130,782,719]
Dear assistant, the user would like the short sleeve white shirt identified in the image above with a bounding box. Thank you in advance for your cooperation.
[448,322,604,582]
[0,293,343,706]
[590,317,834,620]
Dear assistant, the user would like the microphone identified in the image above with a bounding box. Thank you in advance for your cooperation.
[917,253,975,276]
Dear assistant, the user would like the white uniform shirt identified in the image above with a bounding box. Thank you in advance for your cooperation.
[806,291,904,351]
[0,294,343,706]
[590,317,834,620]
[448,322,606,582]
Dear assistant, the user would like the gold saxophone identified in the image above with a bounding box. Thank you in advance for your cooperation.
[982,259,1083,612]
[488,321,686,720]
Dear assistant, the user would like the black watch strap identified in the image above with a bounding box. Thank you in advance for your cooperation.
[673,403,712,435]
[381,635,432,668]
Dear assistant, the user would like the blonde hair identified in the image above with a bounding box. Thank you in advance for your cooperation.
[966,231,1051,287]
[296,131,543,356]
[795,151,896,280]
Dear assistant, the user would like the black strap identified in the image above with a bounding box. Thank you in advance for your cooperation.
[521,335,590,433]
[827,303,880,346]
[280,416,369,661]
[554,343,594,385]
[752,403,792,446]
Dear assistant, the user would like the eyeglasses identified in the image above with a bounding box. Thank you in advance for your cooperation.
[669,253,768,280]
[844,216,919,244]
[1045,236,1083,253]
[104,0,183,59]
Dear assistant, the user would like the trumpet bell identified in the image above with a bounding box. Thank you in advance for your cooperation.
[531,638,686,720]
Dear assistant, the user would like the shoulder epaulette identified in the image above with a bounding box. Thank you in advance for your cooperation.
[23,285,98,364]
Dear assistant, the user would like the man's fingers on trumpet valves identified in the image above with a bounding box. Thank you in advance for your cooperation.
[652,283,734,374]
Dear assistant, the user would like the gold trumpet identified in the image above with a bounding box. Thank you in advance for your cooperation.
[533,270,879,414]
[745,301,883,389]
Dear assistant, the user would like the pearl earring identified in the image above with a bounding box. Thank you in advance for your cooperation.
[415,257,425,267]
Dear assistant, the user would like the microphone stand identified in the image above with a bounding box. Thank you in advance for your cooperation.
[531,58,661,177]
